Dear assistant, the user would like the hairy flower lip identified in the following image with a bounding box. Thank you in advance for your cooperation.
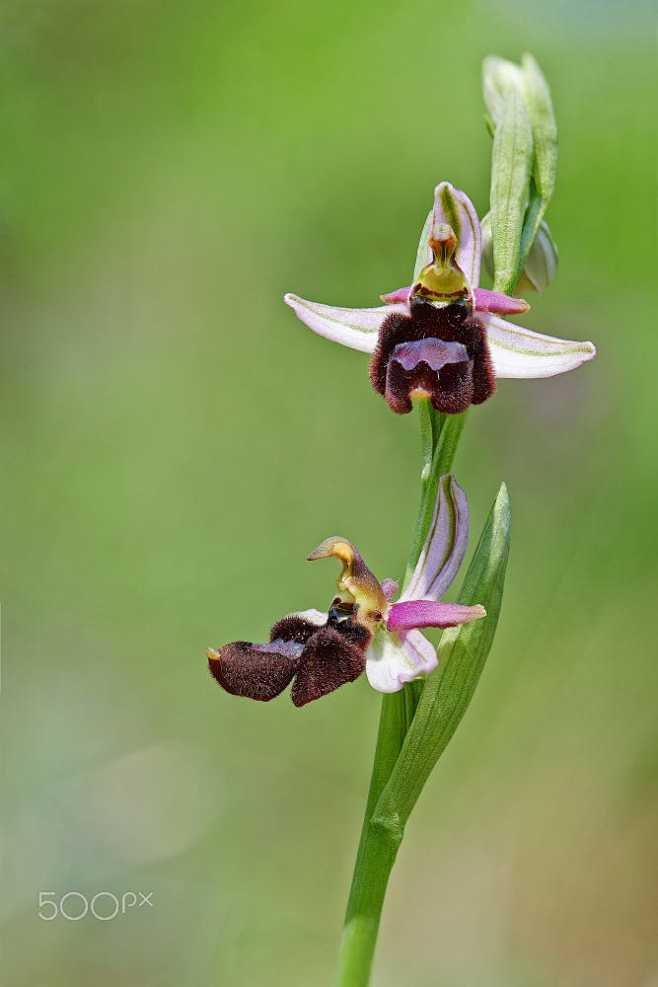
[372,299,496,415]
[284,180,595,408]
[208,640,303,702]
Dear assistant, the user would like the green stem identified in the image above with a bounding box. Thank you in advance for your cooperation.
[335,694,405,987]
[403,404,467,586]
[335,402,467,987]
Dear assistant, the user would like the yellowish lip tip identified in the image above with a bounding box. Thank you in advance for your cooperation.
[207,648,221,662]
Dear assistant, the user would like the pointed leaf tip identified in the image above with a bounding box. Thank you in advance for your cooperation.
[520,53,558,206]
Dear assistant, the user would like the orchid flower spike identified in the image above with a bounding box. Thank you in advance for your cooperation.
[285,181,595,414]
[208,476,484,706]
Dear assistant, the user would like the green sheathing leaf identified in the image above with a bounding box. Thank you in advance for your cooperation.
[490,88,533,294]
[373,482,512,830]
[521,53,558,207]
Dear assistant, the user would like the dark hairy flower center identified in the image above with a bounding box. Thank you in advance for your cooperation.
[208,609,372,707]
[369,298,496,414]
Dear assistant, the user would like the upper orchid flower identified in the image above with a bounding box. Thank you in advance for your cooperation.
[208,475,483,705]
[285,181,595,414]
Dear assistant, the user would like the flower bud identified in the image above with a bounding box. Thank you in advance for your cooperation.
[483,54,557,208]
[482,53,558,295]
[517,220,558,292]
[481,212,558,293]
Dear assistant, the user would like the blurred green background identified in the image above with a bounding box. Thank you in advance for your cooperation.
[1,0,656,984]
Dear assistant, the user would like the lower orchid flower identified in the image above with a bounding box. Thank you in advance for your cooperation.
[285,181,595,414]
[208,475,484,706]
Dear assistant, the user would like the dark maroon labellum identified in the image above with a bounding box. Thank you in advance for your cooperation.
[209,610,372,707]
[291,625,367,707]
[369,298,496,414]
[208,641,301,701]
